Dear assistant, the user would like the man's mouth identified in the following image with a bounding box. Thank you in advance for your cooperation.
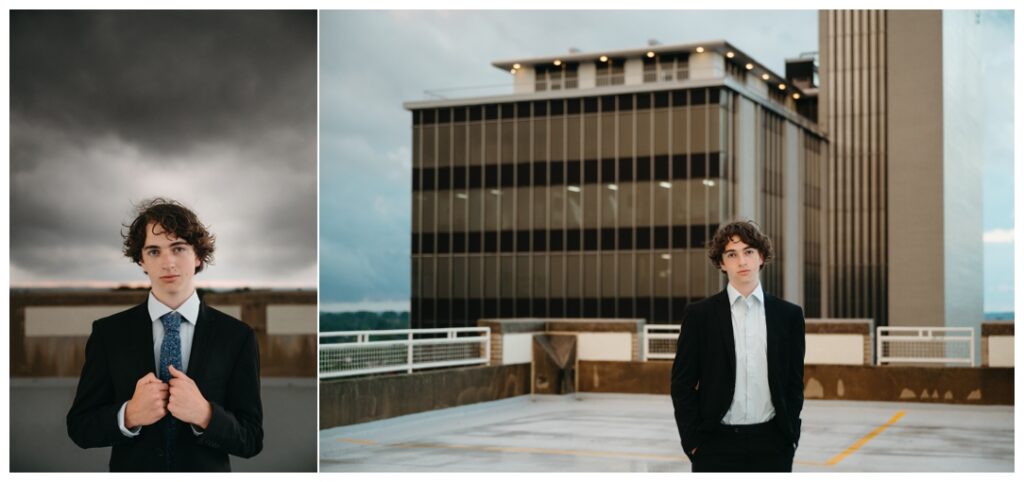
[160,275,179,282]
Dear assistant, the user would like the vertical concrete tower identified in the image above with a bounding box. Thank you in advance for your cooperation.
[819,10,983,328]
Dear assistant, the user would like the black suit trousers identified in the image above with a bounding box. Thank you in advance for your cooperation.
[692,420,794,472]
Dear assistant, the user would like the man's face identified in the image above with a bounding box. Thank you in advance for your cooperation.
[720,236,764,286]
[138,222,201,297]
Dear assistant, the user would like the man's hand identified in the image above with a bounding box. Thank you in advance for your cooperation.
[167,365,213,429]
[125,372,168,429]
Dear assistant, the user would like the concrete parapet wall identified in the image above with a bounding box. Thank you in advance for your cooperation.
[319,363,531,429]
[982,322,1014,367]
[10,290,316,377]
[480,318,644,365]
[806,318,873,365]
[578,361,1013,405]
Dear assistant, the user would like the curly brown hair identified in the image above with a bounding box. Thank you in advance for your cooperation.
[706,220,773,271]
[122,198,216,273]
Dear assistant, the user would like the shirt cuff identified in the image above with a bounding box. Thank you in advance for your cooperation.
[191,424,205,436]
[118,402,141,437]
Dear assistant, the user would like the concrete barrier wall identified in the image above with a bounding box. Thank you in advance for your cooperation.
[988,337,1014,367]
[486,318,875,366]
[805,334,865,365]
[11,290,316,377]
[578,361,1013,405]
[577,332,632,361]
[319,363,531,429]
[982,322,1014,368]
[806,319,873,365]
[481,319,644,365]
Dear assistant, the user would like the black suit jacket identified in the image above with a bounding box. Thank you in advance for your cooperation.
[670,288,805,461]
[67,301,263,471]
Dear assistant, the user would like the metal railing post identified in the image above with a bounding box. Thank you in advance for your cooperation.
[484,327,491,366]
[407,331,414,374]
[970,327,976,367]
[641,326,648,362]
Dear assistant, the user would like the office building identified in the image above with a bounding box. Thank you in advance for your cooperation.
[405,40,825,328]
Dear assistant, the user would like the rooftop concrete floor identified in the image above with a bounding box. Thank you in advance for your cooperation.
[320,393,1013,472]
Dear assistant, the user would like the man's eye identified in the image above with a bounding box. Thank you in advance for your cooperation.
[146,250,158,257]
[173,247,185,253]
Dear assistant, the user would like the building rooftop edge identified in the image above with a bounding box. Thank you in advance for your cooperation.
[402,77,825,138]
[491,40,790,88]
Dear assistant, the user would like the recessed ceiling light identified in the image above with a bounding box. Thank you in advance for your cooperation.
[599,55,608,62]
[646,51,655,58]
[778,83,787,90]
[696,46,705,53]
[726,52,735,58]
[745,63,754,70]
[513,63,521,70]
[554,59,562,66]
[793,93,801,100]
[762,73,770,81]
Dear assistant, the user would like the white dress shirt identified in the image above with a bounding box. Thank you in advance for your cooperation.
[721,282,776,425]
[117,291,201,436]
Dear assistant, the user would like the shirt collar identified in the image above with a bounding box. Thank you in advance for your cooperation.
[727,282,764,306]
[147,290,200,325]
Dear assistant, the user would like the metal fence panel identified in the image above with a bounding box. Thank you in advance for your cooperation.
[876,327,975,367]
[643,324,680,361]
[319,327,491,378]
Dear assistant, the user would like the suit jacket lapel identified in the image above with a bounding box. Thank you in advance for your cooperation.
[187,302,213,379]
[132,302,157,375]
[764,294,782,397]
[715,289,737,378]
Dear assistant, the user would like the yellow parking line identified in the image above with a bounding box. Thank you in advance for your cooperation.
[826,410,906,466]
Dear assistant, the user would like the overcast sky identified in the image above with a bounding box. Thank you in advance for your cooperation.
[319,10,1014,313]
[10,11,318,289]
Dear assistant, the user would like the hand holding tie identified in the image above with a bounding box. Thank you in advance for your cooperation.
[124,372,168,429]
[167,365,212,429]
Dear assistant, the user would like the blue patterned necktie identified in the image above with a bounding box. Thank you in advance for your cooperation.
[159,311,182,470]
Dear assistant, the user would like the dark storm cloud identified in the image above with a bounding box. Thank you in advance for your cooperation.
[11,10,316,157]
[11,11,317,287]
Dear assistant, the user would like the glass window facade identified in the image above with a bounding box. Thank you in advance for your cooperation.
[410,86,821,328]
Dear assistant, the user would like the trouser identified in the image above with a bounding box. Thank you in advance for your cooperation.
[691,419,794,472]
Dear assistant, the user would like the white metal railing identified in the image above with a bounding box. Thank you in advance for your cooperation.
[643,324,681,361]
[319,327,491,379]
[876,326,975,367]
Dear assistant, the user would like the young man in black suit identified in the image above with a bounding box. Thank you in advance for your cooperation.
[670,221,805,472]
[67,198,263,471]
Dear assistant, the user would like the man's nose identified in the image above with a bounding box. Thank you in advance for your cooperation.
[160,251,176,268]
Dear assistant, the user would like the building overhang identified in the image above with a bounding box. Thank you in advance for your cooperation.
[403,76,824,139]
